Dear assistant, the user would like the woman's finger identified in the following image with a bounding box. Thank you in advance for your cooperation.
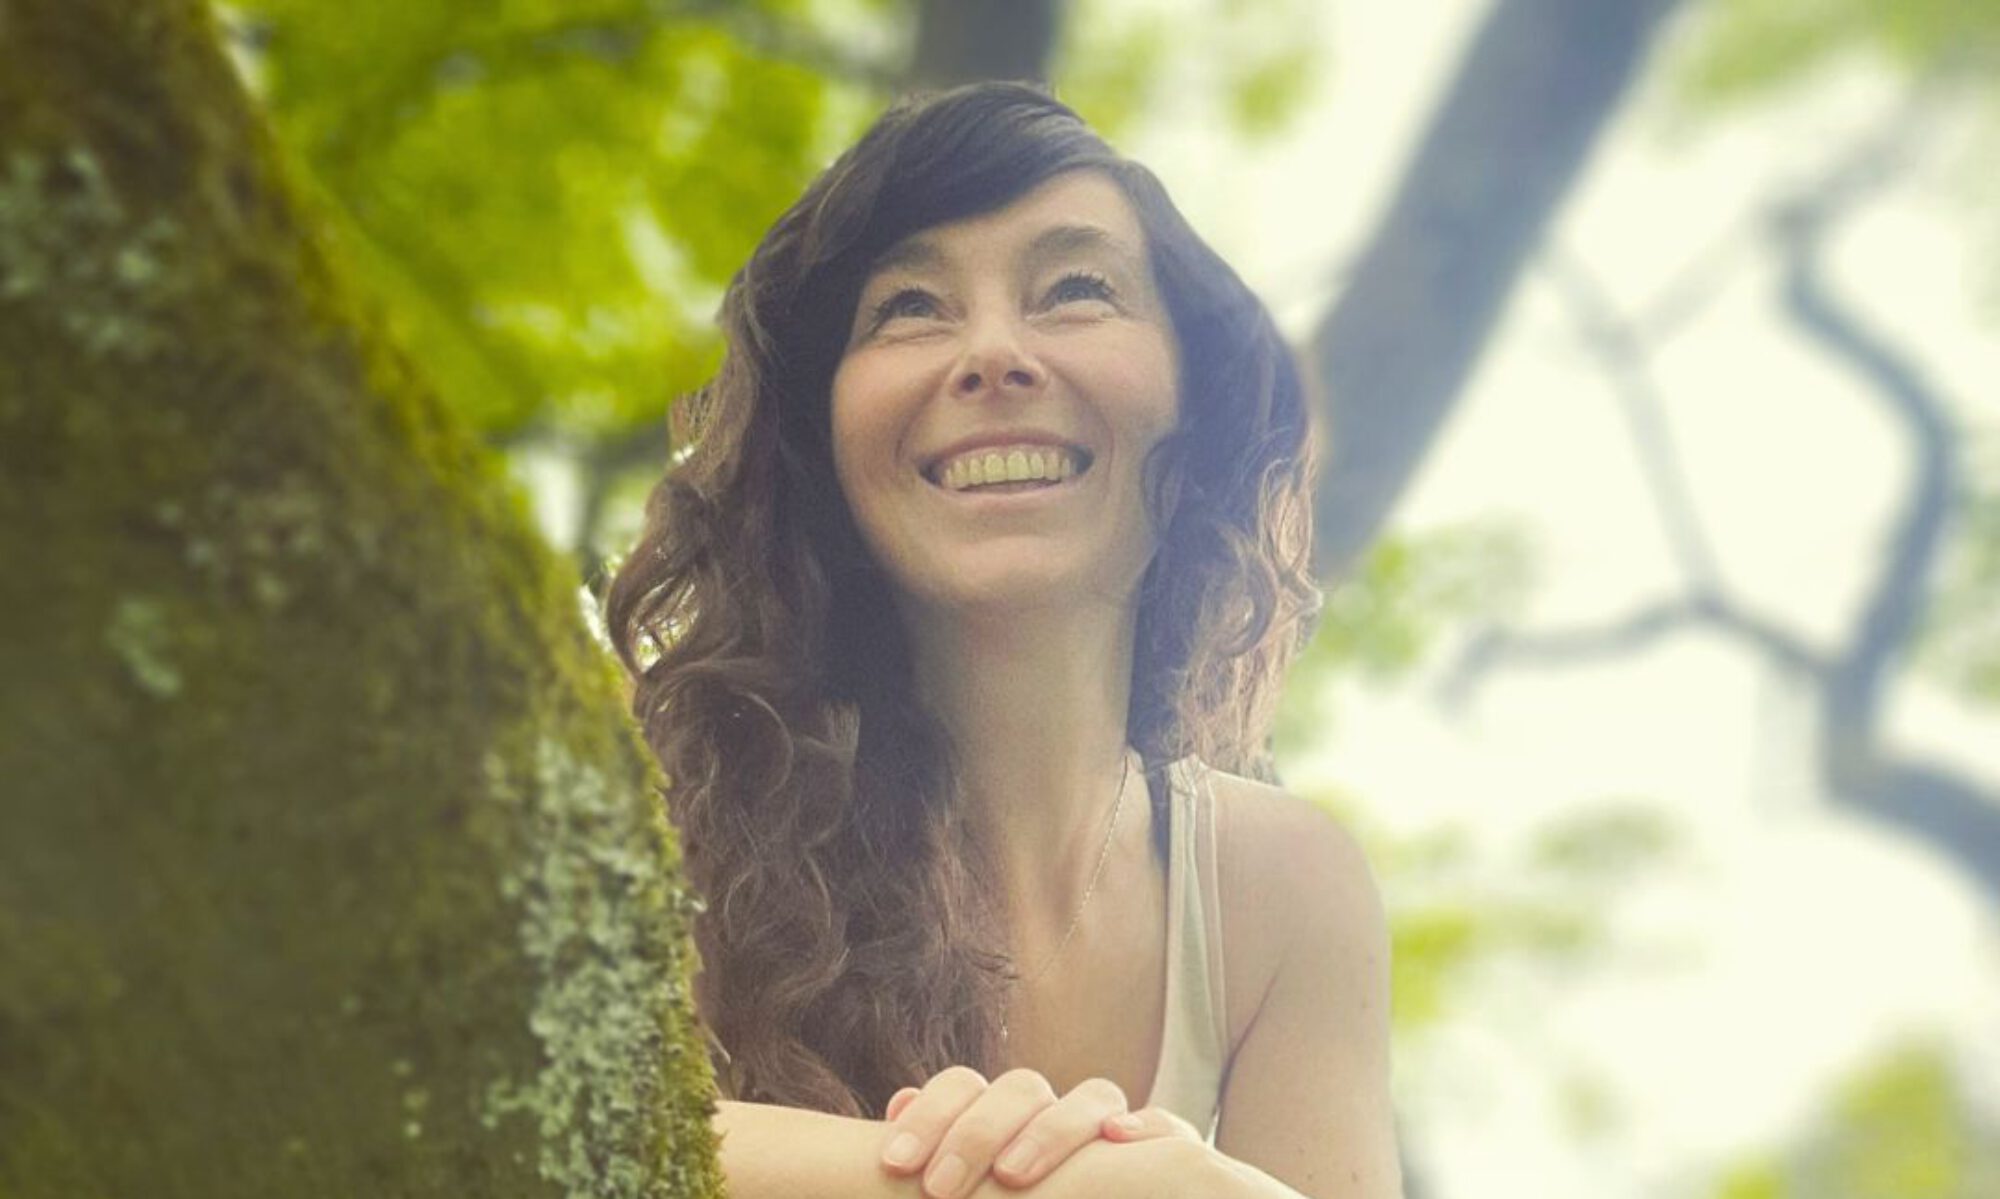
[879,1066,990,1177]
[885,1086,921,1123]
[988,1076,1128,1189]
[1099,1105,1205,1144]
[916,1067,1058,1199]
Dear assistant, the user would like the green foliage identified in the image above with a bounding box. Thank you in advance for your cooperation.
[222,0,876,446]
[1527,798,1687,880]
[1212,0,1324,138]
[1056,3,1173,141]
[1708,1041,2000,1198]
[1275,520,1533,753]
[222,0,1331,455]
[1225,39,1318,139]
[1385,864,1624,1031]
[1057,0,1327,142]
[1714,1158,1789,1199]
[217,0,1336,571]
[1270,519,1585,1034]
[1307,797,1687,1035]
[1673,0,2000,108]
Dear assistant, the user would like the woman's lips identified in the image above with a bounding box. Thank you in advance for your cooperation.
[924,446,1094,489]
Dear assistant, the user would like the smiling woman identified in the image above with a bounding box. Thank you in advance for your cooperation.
[605,82,1400,1199]
[831,171,1179,631]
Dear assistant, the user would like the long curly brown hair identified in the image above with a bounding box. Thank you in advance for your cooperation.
[605,81,1321,1118]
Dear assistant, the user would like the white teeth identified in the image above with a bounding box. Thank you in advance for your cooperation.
[936,445,1085,491]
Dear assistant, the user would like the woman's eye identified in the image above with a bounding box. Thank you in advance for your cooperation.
[870,288,941,328]
[1045,272,1116,308]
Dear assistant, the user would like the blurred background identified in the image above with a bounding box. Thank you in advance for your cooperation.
[214,0,2000,1194]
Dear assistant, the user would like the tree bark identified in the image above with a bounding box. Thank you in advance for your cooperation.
[0,1,720,1194]
[1310,0,1688,580]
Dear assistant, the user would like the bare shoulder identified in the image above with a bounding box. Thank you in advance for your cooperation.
[1206,768,1384,1058]
[1207,768,1401,1194]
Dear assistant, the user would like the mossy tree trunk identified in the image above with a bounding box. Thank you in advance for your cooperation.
[0,1,721,1194]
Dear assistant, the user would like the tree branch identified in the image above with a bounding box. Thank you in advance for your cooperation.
[1437,591,1821,714]
[1439,79,2000,906]
[1771,86,2000,900]
[1309,0,1689,581]
[907,0,1062,87]
[1539,246,1728,591]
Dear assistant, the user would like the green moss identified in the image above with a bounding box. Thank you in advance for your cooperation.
[0,1,722,1194]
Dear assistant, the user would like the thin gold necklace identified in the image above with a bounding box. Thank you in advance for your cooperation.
[1000,748,1133,1045]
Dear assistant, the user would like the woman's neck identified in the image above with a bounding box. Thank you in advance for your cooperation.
[904,594,1146,933]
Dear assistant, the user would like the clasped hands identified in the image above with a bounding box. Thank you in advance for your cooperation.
[877,1065,1210,1199]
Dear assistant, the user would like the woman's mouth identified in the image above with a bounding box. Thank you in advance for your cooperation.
[923,445,1094,494]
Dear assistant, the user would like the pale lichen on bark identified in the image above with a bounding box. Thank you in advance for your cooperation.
[482,735,710,1199]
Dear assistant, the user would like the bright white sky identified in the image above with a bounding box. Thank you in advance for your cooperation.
[1117,2,2000,1195]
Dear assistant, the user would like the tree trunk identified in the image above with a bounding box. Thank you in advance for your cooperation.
[907,0,1062,87]
[0,2,721,1195]
[1310,0,1688,580]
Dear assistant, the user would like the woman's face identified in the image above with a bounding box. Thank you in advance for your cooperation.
[829,169,1181,622]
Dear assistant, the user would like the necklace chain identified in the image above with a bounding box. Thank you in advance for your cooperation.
[1001,748,1133,1043]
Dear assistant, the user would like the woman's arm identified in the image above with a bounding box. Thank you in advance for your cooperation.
[719,1099,1261,1199]
[715,1100,921,1198]
[717,1099,1067,1198]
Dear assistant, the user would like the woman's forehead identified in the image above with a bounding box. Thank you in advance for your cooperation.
[867,171,1147,276]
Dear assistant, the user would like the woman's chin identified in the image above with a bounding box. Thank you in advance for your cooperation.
[887,540,1158,621]
[909,566,1085,618]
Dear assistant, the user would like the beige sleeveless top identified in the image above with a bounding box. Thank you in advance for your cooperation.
[1141,755,1229,1142]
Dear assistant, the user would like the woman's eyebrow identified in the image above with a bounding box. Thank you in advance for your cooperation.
[869,236,945,278]
[1023,223,1139,272]
[864,222,1140,285]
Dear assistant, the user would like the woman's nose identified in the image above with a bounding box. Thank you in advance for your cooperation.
[952,322,1045,398]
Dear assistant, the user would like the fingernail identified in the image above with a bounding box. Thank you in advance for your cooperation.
[883,1132,922,1168]
[999,1140,1040,1175]
[1109,1113,1143,1133]
[926,1153,967,1198]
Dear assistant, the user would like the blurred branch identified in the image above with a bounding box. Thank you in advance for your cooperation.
[1540,245,1727,591]
[1439,594,1819,712]
[908,0,1062,87]
[1309,0,1690,582]
[714,5,902,89]
[1439,78,2000,905]
[1771,83,2000,896]
[1626,219,1759,348]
